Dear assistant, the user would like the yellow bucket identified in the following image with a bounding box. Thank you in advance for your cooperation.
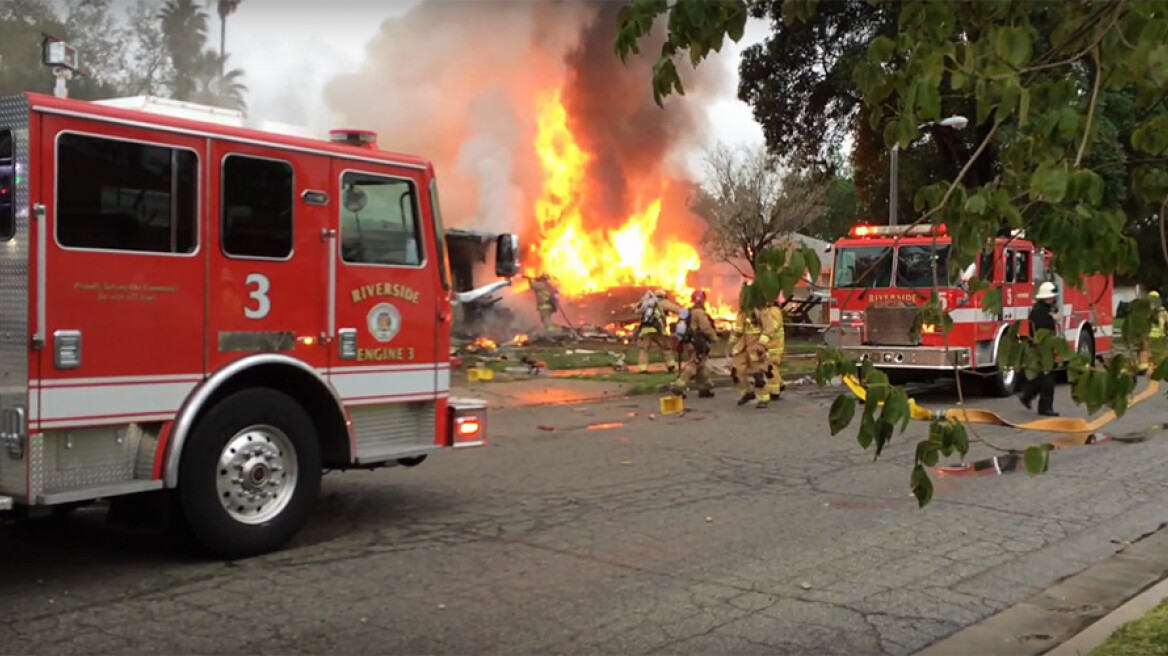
[659,395,684,415]
[467,367,494,382]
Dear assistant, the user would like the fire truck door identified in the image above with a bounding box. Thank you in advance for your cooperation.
[328,161,439,457]
[206,144,329,377]
[1003,247,1033,327]
[37,120,206,430]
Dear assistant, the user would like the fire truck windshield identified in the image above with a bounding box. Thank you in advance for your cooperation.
[895,243,952,287]
[0,129,13,242]
[833,246,892,288]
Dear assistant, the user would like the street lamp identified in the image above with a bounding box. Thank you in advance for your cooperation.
[889,115,969,226]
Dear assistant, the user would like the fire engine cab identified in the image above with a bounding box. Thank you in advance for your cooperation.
[825,223,1114,396]
[0,90,521,558]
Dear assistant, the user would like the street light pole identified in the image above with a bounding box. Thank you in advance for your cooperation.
[888,115,969,227]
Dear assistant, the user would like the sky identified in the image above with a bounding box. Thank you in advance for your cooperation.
[217,0,770,155]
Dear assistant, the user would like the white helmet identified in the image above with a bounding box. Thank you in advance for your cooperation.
[1036,281,1057,300]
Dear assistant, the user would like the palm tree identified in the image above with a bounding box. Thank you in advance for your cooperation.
[157,0,209,100]
[210,0,243,76]
[192,50,248,112]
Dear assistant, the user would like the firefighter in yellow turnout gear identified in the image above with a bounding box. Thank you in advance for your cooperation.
[728,306,768,407]
[759,295,786,400]
[669,290,718,398]
[529,274,558,334]
[1139,290,1168,372]
[634,289,678,373]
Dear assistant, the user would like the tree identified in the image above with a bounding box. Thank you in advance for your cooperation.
[191,49,247,111]
[158,0,208,101]
[125,0,175,96]
[210,0,243,76]
[691,142,828,273]
[617,0,1168,505]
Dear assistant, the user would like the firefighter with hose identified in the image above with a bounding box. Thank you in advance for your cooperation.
[728,303,768,408]
[633,289,679,373]
[758,292,786,401]
[668,290,718,398]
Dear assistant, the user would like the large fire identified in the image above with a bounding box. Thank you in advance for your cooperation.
[522,88,720,310]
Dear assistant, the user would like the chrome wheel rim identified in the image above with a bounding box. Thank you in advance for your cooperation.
[215,425,298,525]
[1000,366,1016,389]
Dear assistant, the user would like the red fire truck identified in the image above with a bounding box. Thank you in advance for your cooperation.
[0,90,521,558]
[825,223,1114,395]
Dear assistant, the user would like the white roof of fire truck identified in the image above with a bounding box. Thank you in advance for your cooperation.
[92,95,318,139]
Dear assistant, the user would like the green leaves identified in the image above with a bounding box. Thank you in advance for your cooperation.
[1029,160,1069,203]
[994,25,1033,68]
[1023,445,1050,476]
[869,34,896,63]
[910,465,934,508]
[828,394,856,436]
[614,0,750,106]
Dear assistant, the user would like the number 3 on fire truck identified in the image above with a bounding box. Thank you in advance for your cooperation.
[244,273,272,320]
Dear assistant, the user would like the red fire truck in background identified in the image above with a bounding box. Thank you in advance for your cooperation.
[825,223,1114,396]
[0,90,521,558]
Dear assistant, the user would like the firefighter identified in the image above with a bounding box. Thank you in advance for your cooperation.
[728,303,768,407]
[1018,281,1059,417]
[669,290,718,398]
[634,289,678,373]
[1138,290,1168,372]
[529,274,558,333]
[759,292,786,400]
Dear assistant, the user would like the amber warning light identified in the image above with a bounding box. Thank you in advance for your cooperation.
[329,129,378,150]
[848,223,948,238]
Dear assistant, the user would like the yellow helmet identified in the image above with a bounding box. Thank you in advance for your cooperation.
[1150,290,1160,299]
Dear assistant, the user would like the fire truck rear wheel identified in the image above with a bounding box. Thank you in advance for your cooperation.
[178,388,322,559]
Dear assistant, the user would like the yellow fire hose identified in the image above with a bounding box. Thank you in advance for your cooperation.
[840,374,1162,441]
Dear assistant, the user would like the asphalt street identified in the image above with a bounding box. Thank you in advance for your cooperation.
[2,378,1167,655]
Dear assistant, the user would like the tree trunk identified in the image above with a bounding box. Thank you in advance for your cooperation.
[219,18,227,75]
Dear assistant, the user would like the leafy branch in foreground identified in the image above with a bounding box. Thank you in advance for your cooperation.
[617,0,1168,506]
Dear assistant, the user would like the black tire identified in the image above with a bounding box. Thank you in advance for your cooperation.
[177,388,321,559]
[1060,328,1095,383]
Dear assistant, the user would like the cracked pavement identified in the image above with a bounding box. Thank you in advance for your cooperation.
[2,379,1167,654]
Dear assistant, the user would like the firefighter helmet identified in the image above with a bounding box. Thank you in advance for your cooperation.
[1036,281,1057,300]
[692,290,707,305]
[1150,290,1161,299]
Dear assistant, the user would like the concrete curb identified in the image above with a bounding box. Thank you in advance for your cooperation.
[913,523,1168,656]
[1046,575,1168,656]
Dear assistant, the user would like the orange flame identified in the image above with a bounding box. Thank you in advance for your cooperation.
[525,89,702,299]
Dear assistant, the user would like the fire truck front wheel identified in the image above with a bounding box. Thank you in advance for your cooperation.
[177,388,322,559]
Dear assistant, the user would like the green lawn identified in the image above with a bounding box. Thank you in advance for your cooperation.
[469,338,823,373]
[1088,596,1168,656]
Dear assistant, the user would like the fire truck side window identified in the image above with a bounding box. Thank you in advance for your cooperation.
[0,129,13,242]
[978,248,995,281]
[339,171,423,267]
[56,133,197,254]
[1013,250,1031,283]
[221,155,294,259]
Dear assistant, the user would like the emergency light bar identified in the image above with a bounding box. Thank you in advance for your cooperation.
[329,129,378,150]
[848,223,948,238]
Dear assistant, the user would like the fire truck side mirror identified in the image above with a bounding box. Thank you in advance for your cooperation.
[495,233,520,278]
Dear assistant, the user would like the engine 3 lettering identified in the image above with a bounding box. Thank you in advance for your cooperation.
[357,347,415,362]
[350,283,421,305]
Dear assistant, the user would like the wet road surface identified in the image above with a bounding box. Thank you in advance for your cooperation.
[2,379,1167,654]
